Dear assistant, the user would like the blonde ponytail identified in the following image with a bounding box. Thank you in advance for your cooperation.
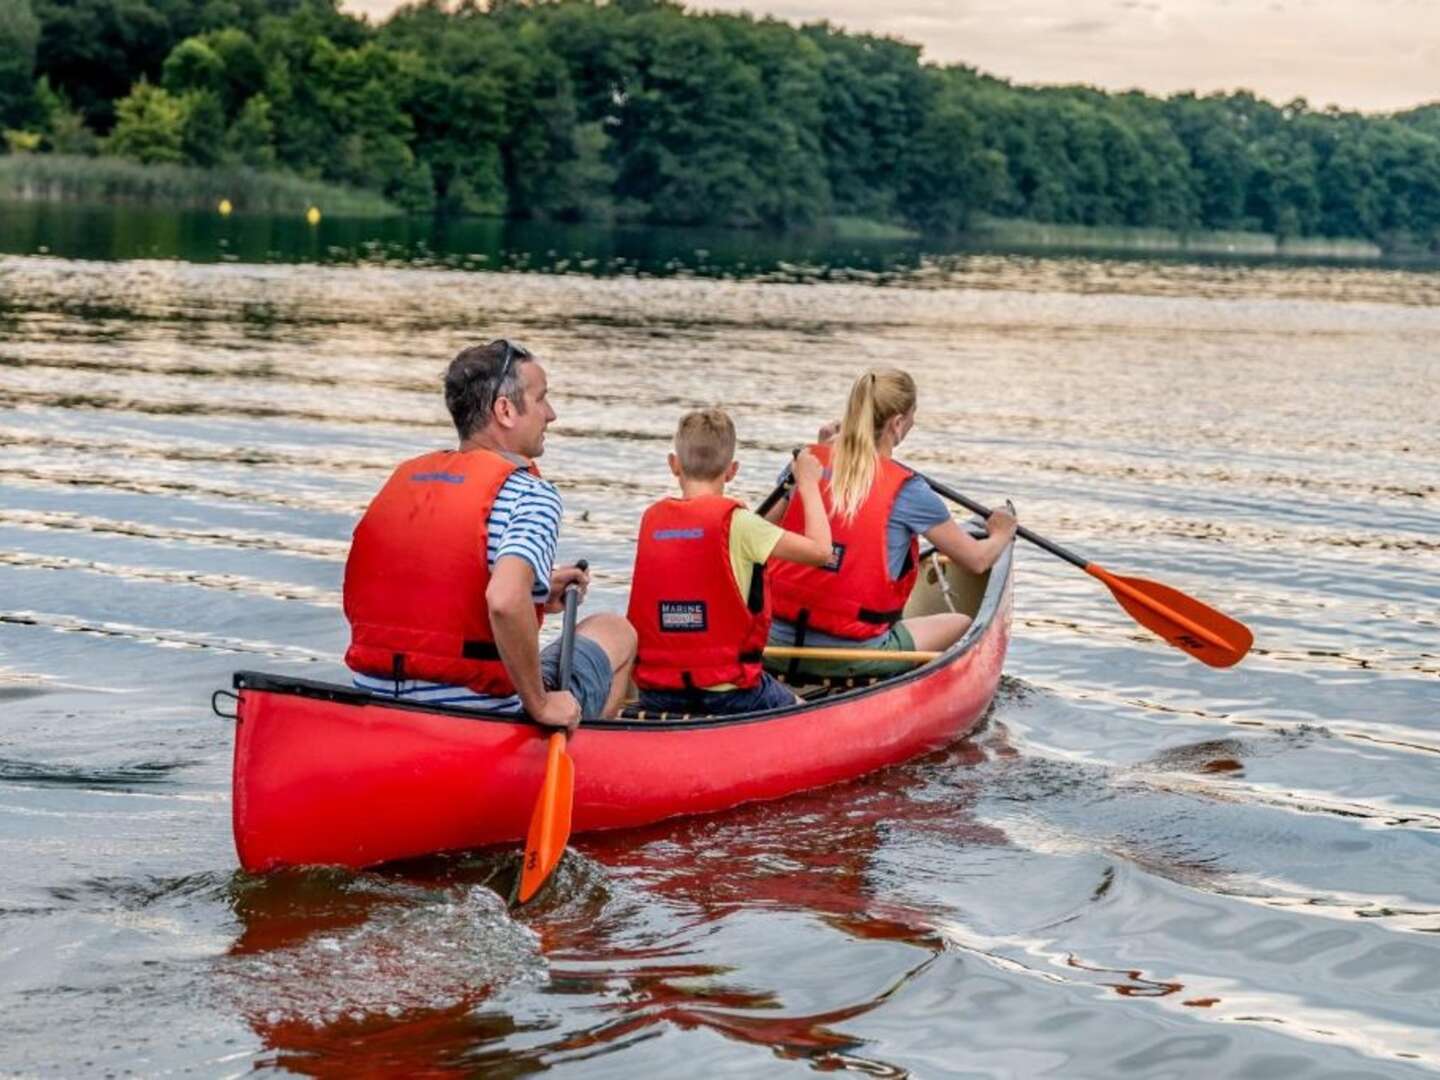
[829,368,917,523]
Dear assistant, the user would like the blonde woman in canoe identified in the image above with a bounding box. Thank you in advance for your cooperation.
[764,368,1017,679]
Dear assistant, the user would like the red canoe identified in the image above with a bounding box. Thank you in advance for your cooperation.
[227,546,1013,873]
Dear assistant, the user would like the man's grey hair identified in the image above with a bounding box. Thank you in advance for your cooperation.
[444,340,531,440]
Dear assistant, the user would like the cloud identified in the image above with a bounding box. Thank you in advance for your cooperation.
[1053,18,1111,34]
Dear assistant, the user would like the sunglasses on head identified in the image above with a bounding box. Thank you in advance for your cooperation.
[491,338,532,385]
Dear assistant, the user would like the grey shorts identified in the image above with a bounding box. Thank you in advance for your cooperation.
[539,634,613,720]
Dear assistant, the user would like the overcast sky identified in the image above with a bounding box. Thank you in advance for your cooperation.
[340,0,1439,113]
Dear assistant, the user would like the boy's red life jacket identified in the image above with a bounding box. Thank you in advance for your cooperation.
[769,442,920,641]
[344,448,545,695]
[627,495,772,692]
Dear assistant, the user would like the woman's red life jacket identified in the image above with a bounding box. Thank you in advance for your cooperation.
[627,495,772,692]
[343,448,545,695]
[769,442,920,640]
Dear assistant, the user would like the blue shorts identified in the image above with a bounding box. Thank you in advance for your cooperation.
[637,672,798,717]
[540,634,613,720]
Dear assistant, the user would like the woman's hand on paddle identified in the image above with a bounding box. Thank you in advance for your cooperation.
[534,688,581,733]
[544,563,591,613]
[987,503,1018,542]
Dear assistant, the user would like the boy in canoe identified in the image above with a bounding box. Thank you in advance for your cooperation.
[626,409,833,715]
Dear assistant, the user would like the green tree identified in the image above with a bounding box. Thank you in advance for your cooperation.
[180,87,224,165]
[35,76,98,153]
[378,5,509,214]
[162,36,225,99]
[0,0,40,130]
[899,89,1002,232]
[204,27,265,116]
[106,80,186,163]
[804,27,930,221]
[34,0,176,131]
[1245,131,1320,237]
[224,90,274,165]
[604,8,832,227]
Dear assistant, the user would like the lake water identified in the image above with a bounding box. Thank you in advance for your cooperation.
[1,210,1438,1077]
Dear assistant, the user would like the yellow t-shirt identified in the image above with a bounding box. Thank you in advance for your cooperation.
[729,508,784,603]
[703,508,784,691]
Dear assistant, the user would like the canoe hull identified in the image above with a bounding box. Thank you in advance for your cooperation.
[232,552,1011,873]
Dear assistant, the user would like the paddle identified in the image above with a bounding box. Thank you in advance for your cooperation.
[517,558,586,905]
[756,456,798,516]
[919,474,1253,668]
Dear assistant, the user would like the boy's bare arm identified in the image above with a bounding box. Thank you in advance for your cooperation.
[770,449,832,565]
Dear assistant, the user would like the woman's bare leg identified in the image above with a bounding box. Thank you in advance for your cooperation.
[899,612,972,652]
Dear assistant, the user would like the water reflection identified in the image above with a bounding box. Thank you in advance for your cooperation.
[0,202,929,279]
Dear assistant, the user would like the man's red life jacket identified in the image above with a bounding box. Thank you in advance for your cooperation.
[343,448,545,695]
[769,443,920,640]
[627,495,771,691]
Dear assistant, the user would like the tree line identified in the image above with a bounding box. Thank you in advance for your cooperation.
[2,0,1438,246]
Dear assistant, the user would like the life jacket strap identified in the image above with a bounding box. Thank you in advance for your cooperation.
[786,609,809,682]
[746,562,766,614]
[681,670,703,706]
[461,640,502,660]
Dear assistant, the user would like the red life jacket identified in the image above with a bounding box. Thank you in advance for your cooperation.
[769,443,920,640]
[627,495,771,691]
[343,448,545,695]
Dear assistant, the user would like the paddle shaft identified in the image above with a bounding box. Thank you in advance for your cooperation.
[557,558,587,695]
[919,473,1087,569]
[756,453,801,517]
[762,461,1075,569]
[770,459,1164,585]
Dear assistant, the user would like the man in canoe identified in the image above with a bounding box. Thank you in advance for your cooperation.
[765,368,1017,679]
[626,408,833,715]
[342,339,636,730]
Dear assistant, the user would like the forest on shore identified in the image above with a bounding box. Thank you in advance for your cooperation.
[2,0,1439,248]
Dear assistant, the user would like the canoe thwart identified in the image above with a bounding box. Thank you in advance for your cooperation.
[761,645,941,665]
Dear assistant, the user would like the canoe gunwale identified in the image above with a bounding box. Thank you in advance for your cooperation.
[232,542,1013,734]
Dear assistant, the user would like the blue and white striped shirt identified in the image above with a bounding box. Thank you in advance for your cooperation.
[352,465,563,713]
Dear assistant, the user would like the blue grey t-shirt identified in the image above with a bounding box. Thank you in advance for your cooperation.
[769,471,951,647]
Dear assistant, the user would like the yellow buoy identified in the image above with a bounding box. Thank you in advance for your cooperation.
[218,198,233,216]
[306,206,321,226]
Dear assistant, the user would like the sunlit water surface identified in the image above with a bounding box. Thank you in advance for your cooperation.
[1,241,1437,1077]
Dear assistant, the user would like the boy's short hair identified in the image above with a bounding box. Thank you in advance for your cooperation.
[674,408,736,480]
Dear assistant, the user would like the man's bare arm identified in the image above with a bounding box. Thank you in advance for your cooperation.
[487,555,578,729]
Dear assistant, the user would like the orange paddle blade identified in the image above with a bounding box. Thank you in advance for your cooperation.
[1087,565,1253,668]
[518,732,574,904]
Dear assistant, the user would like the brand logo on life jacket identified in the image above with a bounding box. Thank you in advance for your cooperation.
[410,471,465,484]
[653,527,705,540]
[822,542,846,572]
[659,601,708,632]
